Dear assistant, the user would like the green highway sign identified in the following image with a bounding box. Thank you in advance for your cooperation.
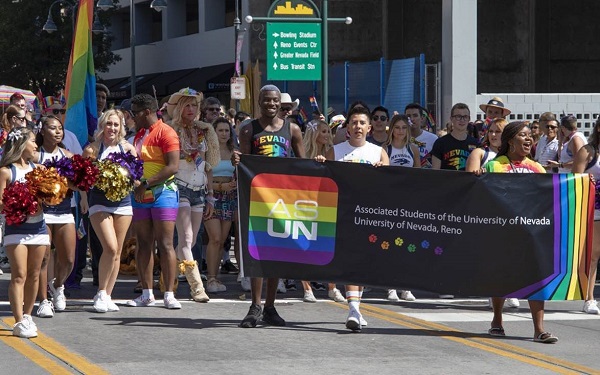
[267,22,322,81]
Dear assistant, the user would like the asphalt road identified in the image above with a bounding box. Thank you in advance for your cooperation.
[0,269,599,375]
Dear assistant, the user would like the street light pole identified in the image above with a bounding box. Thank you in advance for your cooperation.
[130,0,136,97]
[129,1,167,98]
[234,0,241,111]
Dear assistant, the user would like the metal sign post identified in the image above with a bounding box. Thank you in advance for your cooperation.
[246,0,352,118]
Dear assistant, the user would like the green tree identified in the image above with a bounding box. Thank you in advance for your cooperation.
[0,0,120,95]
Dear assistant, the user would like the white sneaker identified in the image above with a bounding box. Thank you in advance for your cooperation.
[49,281,66,311]
[23,314,37,333]
[303,290,317,303]
[346,309,362,331]
[400,290,416,301]
[0,268,3,275]
[93,292,108,313]
[359,315,368,327]
[439,294,454,299]
[505,298,520,308]
[277,279,287,294]
[37,299,54,318]
[583,300,600,314]
[126,295,156,307]
[240,277,251,292]
[328,288,346,303]
[106,296,120,312]
[164,295,182,309]
[206,279,227,293]
[387,289,400,302]
[13,320,37,338]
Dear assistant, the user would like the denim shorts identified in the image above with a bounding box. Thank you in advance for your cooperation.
[177,183,205,208]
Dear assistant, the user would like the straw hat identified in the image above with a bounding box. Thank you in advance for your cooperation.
[280,93,299,111]
[166,88,203,117]
[479,96,511,117]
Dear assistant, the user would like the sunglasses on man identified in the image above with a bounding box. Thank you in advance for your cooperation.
[48,109,66,115]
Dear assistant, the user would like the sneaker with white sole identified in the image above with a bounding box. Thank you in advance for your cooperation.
[400,290,416,301]
[49,281,66,311]
[277,279,287,294]
[93,292,108,313]
[126,295,156,307]
[583,300,600,314]
[106,296,120,312]
[37,299,54,318]
[387,289,400,302]
[328,288,346,303]
[303,290,317,303]
[164,295,182,309]
[23,314,37,333]
[0,268,3,275]
[13,319,37,338]
[240,277,251,292]
[360,315,368,327]
[346,309,362,331]
[506,298,520,308]
[206,279,227,293]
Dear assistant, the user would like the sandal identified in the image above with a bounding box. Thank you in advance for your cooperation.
[534,332,558,343]
[488,327,505,337]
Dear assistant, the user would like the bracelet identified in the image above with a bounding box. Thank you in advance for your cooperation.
[559,162,563,168]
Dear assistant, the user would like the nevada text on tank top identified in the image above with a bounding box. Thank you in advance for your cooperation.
[250,119,292,157]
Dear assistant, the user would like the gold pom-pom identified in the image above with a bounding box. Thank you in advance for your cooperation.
[95,160,134,202]
[25,167,68,206]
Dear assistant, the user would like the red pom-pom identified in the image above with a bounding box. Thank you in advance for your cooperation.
[1,182,39,225]
[71,155,99,192]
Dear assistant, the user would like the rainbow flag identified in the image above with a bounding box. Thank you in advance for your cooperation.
[308,96,319,113]
[64,0,98,146]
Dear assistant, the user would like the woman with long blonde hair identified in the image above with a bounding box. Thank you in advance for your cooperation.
[81,109,137,313]
[166,88,219,302]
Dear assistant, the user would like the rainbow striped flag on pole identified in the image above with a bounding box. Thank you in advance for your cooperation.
[64,0,98,146]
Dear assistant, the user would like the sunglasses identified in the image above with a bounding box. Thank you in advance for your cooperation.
[13,115,26,122]
[546,125,558,129]
[372,115,388,121]
[279,106,293,112]
[49,109,66,115]
[206,108,220,112]
[531,126,539,130]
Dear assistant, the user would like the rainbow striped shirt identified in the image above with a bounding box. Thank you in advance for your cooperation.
[485,155,545,174]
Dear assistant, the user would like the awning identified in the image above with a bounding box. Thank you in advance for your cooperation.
[101,73,161,101]
[167,63,235,94]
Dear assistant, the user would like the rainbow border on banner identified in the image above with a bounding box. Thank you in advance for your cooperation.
[511,174,593,300]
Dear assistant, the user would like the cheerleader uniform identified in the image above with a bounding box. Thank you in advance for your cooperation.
[88,144,133,217]
[38,147,74,224]
[3,163,50,246]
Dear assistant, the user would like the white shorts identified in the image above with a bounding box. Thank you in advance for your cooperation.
[595,209,600,221]
[44,213,75,225]
[89,205,133,217]
[4,233,50,247]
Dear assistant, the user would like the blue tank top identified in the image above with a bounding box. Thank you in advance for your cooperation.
[212,160,235,177]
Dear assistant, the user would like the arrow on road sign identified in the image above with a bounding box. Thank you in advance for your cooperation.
[274,52,278,59]
[273,63,277,70]
[273,41,278,49]
[272,32,279,37]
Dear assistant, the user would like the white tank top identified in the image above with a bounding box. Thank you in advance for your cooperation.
[388,145,414,167]
[559,132,587,173]
[333,141,382,165]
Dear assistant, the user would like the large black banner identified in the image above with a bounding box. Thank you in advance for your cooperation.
[237,155,593,300]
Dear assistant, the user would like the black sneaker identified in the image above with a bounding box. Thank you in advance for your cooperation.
[285,279,297,291]
[311,282,326,291]
[262,306,286,326]
[240,304,262,328]
[220,260,239,274]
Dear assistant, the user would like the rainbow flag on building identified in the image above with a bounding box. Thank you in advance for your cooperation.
[64,0,98,146]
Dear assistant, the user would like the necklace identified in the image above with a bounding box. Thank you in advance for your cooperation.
[508,158,527,173]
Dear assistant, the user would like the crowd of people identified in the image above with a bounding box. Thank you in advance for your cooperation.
[0,84,597,344]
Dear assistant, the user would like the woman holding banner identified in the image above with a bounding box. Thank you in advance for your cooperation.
[572,117,600,315]
[467,118,520,309]
[317,106,389,331]
[481,121,558,343]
